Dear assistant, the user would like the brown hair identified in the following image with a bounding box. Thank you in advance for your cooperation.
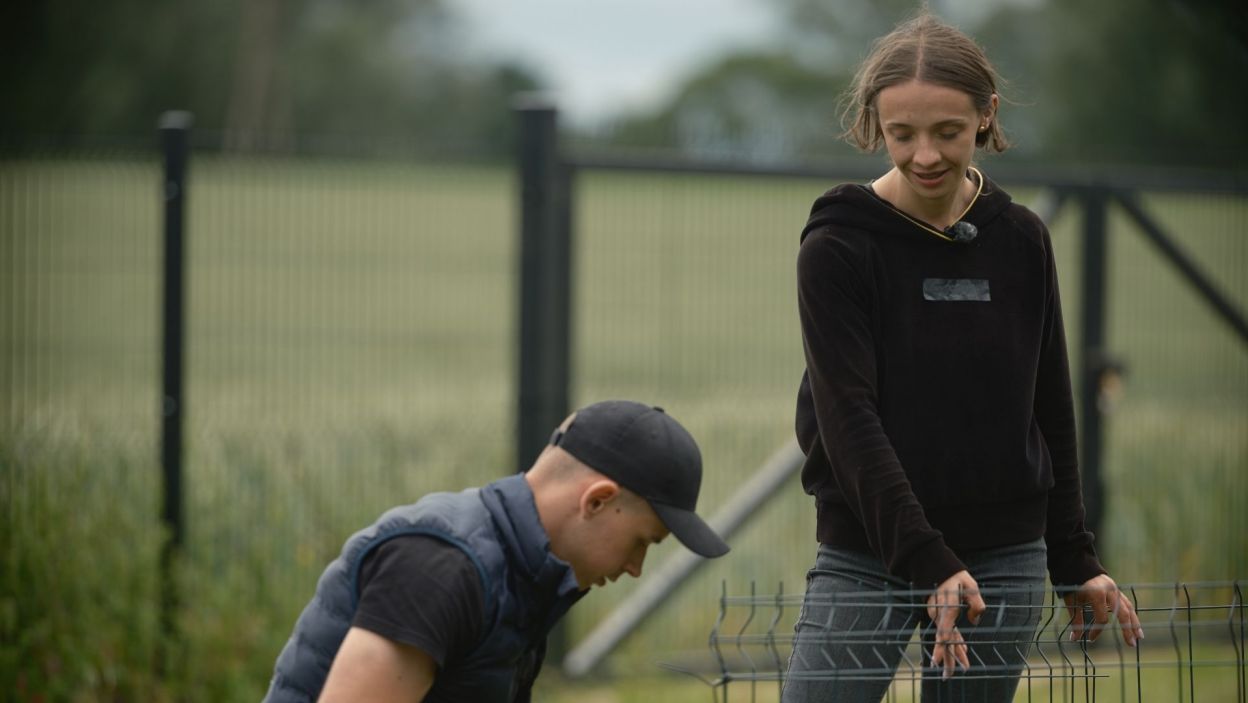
[841,12,1009,153]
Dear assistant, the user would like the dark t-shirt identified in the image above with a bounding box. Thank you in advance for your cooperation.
[353,534,486,670]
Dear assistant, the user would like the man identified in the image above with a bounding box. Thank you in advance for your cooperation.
[263,400,730,702]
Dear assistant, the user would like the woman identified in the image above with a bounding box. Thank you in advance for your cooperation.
[785,12,1142,702]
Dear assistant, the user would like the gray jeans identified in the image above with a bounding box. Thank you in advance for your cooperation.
[782,539,1047,703]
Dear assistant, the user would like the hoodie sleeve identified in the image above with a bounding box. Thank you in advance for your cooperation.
[1031,223,1106,587]
[797,228,967,588]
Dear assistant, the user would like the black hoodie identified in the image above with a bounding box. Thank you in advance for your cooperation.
[794,174,1104,589]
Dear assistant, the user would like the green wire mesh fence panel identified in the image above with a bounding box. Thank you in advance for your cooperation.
[669,581,1245,703]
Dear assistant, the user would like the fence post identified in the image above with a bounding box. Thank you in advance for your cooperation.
[1078,187,1108,543]
[158,110,192,674]
[514,96,572,653]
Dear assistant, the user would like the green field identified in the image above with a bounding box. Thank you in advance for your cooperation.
[2,154,1245,700]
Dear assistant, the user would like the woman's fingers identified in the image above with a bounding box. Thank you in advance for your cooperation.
[1115,592,1144,647]
[928,578,975,680]
[924,571,984,679]
[965,588,987,626]
[931,626,968,680]
[1064,595,1086,641]
[1087,586,1112,641]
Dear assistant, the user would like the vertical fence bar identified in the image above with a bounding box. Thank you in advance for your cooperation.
[158,110,192,673]
[514,97,572,655]
[1078,187,1108,544]
[514,95,571,472]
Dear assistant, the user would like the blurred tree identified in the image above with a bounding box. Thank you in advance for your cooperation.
[776,0,929,67]
[225,0,290,148]
[977,0,1248,167]
[0,0,240,139]
[602,0,1246,168]
[606,52,853,163]
[0,0,540,154]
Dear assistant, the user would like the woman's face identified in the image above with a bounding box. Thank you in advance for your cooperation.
[875,79,995,207]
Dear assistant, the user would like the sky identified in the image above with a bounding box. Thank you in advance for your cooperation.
[454,0,781,127]
[452,0,1032,128]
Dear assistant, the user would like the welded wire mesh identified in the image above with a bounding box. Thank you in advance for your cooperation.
[664,581,1245,702]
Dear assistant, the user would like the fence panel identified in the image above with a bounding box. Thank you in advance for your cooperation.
[3,151,167,698]
[1,149,517,699]
[563,167,818,673]
[1095,191,1248,581]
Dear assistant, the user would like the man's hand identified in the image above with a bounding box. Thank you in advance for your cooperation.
[1063,574,1143,647]
[925,570,986,680]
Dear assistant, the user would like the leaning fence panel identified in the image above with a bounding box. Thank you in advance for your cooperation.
[670,581,1245,702]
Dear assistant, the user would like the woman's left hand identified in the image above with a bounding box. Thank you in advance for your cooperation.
[1062,574,1143,646]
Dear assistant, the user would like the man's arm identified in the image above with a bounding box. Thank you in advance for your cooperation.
[318,626,436,702]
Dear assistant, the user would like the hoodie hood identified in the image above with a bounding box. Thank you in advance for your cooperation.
[801,173,1014,246]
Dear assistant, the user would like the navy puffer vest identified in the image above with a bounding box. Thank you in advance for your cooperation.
[263,474,583,702]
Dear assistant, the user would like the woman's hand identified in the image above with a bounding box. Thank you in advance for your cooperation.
[925,570,986,680]
[1063,574,1143,646]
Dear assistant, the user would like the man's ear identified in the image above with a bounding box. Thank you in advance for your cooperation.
[580,479,621,516]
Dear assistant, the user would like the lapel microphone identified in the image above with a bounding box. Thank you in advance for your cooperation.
[944,221,978,243]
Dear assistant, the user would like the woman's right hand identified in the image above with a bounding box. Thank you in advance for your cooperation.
[925,570,986,680]
[1063,573,1143,646]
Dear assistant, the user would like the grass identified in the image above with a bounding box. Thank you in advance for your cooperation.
[531,642,1248,702]
[2,154,1245,700]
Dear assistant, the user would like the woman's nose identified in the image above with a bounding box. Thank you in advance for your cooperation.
[914,138,941,167]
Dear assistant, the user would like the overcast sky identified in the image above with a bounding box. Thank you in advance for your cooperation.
[454,0,781,126]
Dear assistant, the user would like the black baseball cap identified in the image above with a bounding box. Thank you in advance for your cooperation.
[549,400,729,558]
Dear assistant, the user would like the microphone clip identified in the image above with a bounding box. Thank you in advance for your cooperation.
[944,221,978,244]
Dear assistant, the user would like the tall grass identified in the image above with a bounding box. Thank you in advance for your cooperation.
[2,154,1244,699]
[2,425,163,699]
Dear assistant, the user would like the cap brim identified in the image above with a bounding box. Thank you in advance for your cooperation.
[652,503,730,558]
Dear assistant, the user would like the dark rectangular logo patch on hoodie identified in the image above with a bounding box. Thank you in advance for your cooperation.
[923,278,991,302]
